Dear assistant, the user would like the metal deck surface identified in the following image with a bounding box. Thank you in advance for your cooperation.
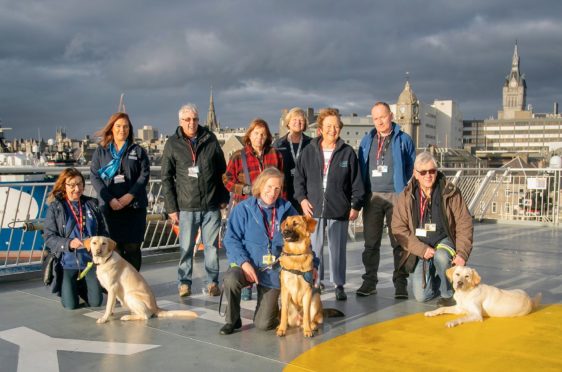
[1,223,561,372]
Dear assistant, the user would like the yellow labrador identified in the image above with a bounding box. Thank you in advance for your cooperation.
[84,236,197,324]
[425,266,541,328]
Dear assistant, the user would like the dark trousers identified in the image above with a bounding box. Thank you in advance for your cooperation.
[61,267,103,309]
[116,242,142,271]
[223,267,280,330]
[362,192,408,288]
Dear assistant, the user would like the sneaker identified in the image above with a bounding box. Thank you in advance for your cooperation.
[335,286,347,301]
[241,286,252,301]
[356,281,377,297]
[436,296,456,307]
[179,284,191,297]
[207,282,221,297]
[220,318,242,335]
[394,285,408,299]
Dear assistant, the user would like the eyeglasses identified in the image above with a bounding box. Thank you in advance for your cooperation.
[181,117,199,122]
[65,183,84,189]
[416,169,437,176]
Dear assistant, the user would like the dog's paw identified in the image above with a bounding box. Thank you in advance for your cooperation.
[97,317,109,324]
[445,320,460,328]
[311,322,319,331]
[303,329,314,338]
[424,310,438,317]
[120,315,132,321]
[276,327,287,337]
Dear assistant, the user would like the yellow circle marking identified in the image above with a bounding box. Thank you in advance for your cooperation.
[285,304,562,371]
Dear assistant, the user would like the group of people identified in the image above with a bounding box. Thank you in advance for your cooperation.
[43,101,473,337]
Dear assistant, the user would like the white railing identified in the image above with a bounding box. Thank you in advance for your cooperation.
[2,167,562,274]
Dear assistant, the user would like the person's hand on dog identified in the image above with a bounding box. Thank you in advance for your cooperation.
[168,212,179,225]
[423,247,435,260]
[109,198,124,211]
[70,238,83,250]
[241,261,259,284]
[300,199,314,217]
[313,268,318,282]
[452,256,466,266]
[349,208,359,221]
[118,193,134,207]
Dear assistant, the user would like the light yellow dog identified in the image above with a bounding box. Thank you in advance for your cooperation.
[85,236,197,324]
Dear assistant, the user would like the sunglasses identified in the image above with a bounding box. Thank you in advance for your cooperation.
[416,169,437,176]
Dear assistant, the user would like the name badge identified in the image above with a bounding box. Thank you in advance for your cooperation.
[372,170,383,177]
[128,154,137,160]
[114,174,125,184]
[290,168,296,176]
[188,166,199,178]
[378,165,388,173]
[425,223,436,232]
[415,228,427,237]
[262,254,275,266]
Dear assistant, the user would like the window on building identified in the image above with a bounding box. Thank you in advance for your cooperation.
[505,202,511,214]
[505,188,511,197]
[491,202,497,214]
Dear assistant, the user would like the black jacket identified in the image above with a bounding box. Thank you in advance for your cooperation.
[161,126,229,212]
[294,137,365,220]
[90,142,150,209]
[272,133,312,211]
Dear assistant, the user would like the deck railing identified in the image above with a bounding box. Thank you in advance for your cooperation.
[2,167,561,274]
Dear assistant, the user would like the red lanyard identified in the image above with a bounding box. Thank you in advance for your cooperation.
[66,199,83,239]
[419,189,430,224]
[258,205,276,242]
[376,133,388,160]
[186,139,197,164]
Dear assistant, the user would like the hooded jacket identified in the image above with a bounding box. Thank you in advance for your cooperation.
[161,126,229,212]
[392,172,474,266]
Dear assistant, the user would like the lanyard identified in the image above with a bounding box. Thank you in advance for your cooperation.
[66,199,83,240]
[258,205,276,252]
[186,138,197,164]
[419,189,431,226]
[376,132,390,161]
[289,133,303,163]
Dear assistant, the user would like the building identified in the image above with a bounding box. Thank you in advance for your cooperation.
[463,43,562,166]
[137,125,159,141]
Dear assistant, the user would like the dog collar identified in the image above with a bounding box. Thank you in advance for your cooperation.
[281,251,311,257]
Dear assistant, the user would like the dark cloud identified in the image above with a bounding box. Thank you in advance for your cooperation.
[1,0,561,140]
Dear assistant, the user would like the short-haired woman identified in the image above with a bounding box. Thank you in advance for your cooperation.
[90,112,150,271]
[43,168,108,309]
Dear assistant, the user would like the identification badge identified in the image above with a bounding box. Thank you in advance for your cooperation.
[114,174,125,184]
[262,254,275,266]
[290,168,296,176]
[188,166,199,178]
[128,154,137,160]
[415,228,427,237]
[372,170,382,177]
[425,223,436,232]
[378,165,388,173]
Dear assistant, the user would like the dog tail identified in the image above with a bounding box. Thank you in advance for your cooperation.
[323,308,345,318]
[531,292,542,310]
[155,309,198,318]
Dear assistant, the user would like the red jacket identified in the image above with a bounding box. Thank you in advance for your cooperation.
[223,145,284,203]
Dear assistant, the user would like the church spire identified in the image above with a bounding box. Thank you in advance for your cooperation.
[206,86,220,132]
[511,41,520,72]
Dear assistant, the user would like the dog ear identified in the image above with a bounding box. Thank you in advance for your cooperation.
[471,268,481,286]
[83,238,91,251]
[305,216,317,233]
[107,238,117,251]
[446,266,456,283]
[280,219,287,231]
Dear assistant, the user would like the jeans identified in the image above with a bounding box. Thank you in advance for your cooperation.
[178,210,220,286]
[362,192,408,288]
[61,267,103,309]
[411,248,453,302]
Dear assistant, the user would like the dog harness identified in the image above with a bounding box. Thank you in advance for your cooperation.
[281,267,314,287]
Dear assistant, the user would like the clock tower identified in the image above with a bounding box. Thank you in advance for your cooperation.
[395,78,420,146]
[499,42,530,119]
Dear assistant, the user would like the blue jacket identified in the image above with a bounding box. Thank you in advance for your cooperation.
[223,197,297,289]
[358,123,416,193]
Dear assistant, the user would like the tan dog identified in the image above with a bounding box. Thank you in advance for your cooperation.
[424,265,541,327]
[84,236,197,324]
[276,216,325,338]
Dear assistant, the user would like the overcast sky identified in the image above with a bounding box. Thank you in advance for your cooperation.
[1,0,561,140]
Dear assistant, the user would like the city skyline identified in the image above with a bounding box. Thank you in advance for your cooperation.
[1,0,561,139]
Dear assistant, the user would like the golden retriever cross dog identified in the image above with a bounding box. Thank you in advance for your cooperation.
[84,236,197,324]
[276,215,343,338]
[424,266,541,328]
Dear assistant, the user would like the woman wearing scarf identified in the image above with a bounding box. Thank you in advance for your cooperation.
[90,112,150,271]
[43,168,107,309]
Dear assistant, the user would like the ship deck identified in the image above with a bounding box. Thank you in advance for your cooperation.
[1,223,561,372]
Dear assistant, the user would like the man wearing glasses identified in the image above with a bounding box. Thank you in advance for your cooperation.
[391,152,473,306]
[357,101,416,299]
